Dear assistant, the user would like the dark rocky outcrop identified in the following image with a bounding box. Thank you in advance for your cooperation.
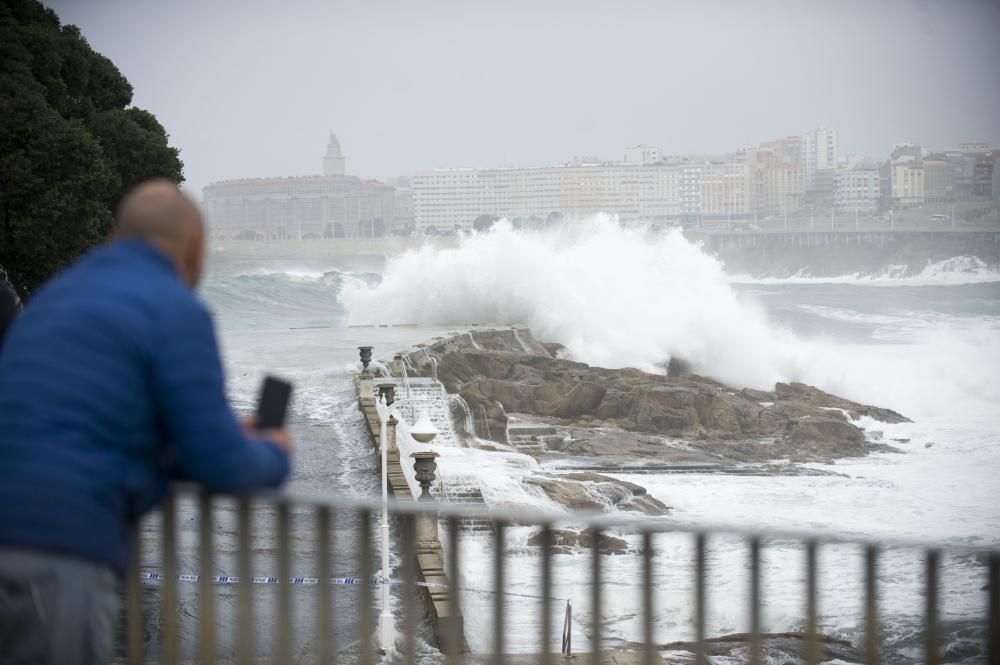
[771,381,909,423]
[525,528,630,555]
[524,472,670,515]
[405,329,909,464]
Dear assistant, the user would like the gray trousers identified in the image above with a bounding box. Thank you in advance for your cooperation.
[0,547,121,665]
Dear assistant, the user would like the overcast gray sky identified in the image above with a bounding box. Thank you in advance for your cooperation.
[46,0,1000,197]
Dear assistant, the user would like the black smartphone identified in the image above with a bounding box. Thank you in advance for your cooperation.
[255,376,293,429]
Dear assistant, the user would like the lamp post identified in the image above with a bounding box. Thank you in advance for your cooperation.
[373,384,439,652]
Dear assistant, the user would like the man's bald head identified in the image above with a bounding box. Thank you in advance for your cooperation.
[114,180,206,287]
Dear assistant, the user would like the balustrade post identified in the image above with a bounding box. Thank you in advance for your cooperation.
[387,415,398,455]
[411,452,440,546]
[358,346,375,405]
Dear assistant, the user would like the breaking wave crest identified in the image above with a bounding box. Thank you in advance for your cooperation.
[341,217,1000,417]
[343,217,790,388]
[731,255,1000,286]
[202,268,377,330]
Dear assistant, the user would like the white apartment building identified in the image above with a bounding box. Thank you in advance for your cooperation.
[745,137,803,214]
[762,164,802,213]
[640,166,683,220]
[699,162,752,217]
[923,158,956,204]
[801,126,838,192]
[412,166,563,230]
[559,162,643,220]
[413,155,755,231]
[834,163,880,214]
[891,157,925,208]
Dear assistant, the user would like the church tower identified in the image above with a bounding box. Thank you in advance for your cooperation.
[322,131,346,176]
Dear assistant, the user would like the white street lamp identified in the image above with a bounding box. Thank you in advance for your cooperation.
[373,387,438,652]
[409,411,439,443]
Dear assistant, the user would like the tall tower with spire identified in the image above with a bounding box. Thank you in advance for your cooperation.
[322,131,346,176]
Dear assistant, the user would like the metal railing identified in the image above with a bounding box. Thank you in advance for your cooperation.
[123,485,1000,664]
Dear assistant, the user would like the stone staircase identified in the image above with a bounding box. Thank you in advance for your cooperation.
[437,483,494,534]
[396,378,493,533]
[399,380,464,449]
[507,424,560,455]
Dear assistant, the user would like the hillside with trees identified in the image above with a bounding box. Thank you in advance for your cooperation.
[0,0,184,297]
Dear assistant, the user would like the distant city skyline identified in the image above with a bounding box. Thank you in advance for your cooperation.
[201,124,997,240]
[47,0,1000,194]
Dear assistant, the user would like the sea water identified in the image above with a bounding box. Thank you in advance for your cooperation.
[199,217,1000,661]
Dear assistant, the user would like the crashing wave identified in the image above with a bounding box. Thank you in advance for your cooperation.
[341,217,1000,417]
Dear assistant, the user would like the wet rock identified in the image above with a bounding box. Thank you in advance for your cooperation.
[524,473,670,516]
[410,329,906,464]
[738,387,777,403]
[783,416,867,456]
[775,382,910,423]
[525,528,630,555]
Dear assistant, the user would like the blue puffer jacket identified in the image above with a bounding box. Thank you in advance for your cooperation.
[0,239,289,573]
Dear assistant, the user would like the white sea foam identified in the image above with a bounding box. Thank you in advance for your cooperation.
[731,255,1000,287]
[798,305,1000,341]
[342,217,1000,419]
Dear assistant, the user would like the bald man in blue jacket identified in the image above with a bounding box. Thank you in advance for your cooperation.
[0,181,292,664]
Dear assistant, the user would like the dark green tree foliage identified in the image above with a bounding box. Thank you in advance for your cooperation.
[0,0,183,297]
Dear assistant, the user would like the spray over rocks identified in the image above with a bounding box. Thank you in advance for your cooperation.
[404,328,907,468]
[343,218,1000,419]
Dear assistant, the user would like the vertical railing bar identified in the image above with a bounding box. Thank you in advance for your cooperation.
[493,521,506,665]
[988,554,999,665]
[864,544,880,665]
[402,513,417,665]
[447,515,463,665]
[277,501,293,664]
[695,532,707,665]
[591,526,602,665]
[564,600,572,655]
[237,497,253,665]
[541,523,553,665]
[360,510,375,665]
[330,509,339,665]
[317,506,333,665]
[126,520,143,665]
[925,549,940,665]
[805,540,820,665]
[199,490,216,665]
[749,536,761,665]
[643,530,655,665]
[162,493,179,665]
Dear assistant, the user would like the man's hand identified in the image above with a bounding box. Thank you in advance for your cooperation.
[242,415,293,455]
